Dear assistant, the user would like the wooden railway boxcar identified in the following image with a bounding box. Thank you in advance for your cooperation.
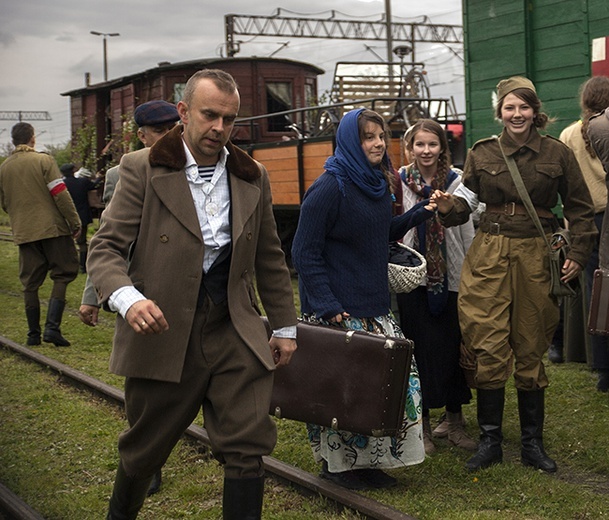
[62,56,323,163]
[463,0,609,145]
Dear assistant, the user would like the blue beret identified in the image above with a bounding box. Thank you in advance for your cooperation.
[133,100,180,127]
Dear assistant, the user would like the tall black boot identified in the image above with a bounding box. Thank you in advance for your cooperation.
[466,387,505,471]
[25,306,41,346]
[79,251,88,274]
[106,462,154,520]
[222,476,264,520]
[146,469,162,496]
[517,389,557,473]
[43,298,71,347]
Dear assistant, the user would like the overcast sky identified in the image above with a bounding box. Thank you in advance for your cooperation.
[0,0,463,149]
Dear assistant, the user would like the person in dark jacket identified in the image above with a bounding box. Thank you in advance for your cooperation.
[292,108,433,490]
[559,77,609,388]
[61,163,101,273]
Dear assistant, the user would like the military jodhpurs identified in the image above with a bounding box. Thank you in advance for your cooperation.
[18,235,79,306]
[458,232,559,390]
[118,297,277,480]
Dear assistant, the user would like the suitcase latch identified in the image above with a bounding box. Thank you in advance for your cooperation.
[331,418,339,429]
[384,339,396,349]
[345,330,355,343]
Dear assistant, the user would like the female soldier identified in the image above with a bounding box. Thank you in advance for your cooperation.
[433,76,596,473]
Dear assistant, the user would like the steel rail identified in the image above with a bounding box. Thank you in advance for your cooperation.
[0,335,417,520]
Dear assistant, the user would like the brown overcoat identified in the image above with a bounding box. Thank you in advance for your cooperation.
[87,126,297,382]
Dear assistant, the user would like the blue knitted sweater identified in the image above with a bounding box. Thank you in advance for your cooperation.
[292,172,433,320]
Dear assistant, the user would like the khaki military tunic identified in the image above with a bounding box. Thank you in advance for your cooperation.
[442,128,596,390]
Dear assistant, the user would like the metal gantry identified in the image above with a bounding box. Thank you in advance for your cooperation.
[224,11,463,61]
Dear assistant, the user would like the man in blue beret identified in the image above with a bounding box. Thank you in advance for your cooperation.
[80,99,180,326]
[104,100,180,203]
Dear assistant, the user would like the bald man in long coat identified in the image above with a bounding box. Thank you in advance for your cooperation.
[88,69,297,520]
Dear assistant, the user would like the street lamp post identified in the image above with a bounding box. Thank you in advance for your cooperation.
[90,31,120,82]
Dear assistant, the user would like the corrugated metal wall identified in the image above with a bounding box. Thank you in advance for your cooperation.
[463,0,609,146]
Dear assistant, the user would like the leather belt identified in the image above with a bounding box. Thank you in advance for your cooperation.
[485,202,555,219]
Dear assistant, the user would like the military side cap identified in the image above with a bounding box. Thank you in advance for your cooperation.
[496,76,536,100]
[133,100,180,127]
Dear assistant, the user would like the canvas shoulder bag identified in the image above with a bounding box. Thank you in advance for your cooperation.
[496,138,575,298]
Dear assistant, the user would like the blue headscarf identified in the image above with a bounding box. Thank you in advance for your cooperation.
[323,108,389,200]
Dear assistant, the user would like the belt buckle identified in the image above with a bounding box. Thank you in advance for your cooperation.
[504,202,516,216]
[489,222,501,235]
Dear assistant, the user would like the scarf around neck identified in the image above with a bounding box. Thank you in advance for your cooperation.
[401,164,458,315]
[323,108,389,200]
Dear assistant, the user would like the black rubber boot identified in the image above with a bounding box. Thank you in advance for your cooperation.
[547,344,563,364]
[222,476,265,520]
[596,370,609,393]
[106,462,154,520]
[147,469,162,496]
[43,298,71,346]
[79,251,88,274]
[25,306,41,346]
[517,389,557,473]
[466,388,505,471]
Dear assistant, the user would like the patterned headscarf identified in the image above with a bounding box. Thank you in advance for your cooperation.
[323,108,389,200]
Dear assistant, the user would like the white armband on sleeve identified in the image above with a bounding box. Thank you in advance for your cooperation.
[47,178,68,197]
[453,184,480,212]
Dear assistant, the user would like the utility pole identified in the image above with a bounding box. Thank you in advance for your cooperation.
[385,0,394,78]
[90,31,120,82]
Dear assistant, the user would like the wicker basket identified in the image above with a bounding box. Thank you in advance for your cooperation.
[388,243,427,294]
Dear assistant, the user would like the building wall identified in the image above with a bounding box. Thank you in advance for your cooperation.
[463,0,609,146]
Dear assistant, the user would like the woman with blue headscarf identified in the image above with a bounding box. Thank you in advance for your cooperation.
[292,109,434,489]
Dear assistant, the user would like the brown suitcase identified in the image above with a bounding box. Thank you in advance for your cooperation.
[588,268,609,335]
[268,319,414,437]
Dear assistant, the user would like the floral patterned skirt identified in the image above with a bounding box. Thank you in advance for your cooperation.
[302,313,425,473]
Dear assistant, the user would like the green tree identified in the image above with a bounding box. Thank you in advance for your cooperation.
[72,123,97,172]
[44,142,72,167]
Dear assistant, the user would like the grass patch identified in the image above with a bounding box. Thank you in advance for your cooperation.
[1,234,609,519]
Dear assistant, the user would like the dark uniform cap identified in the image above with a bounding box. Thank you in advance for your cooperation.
[133,100,180,127]
[496,76,536,100]
[59,163,75,175]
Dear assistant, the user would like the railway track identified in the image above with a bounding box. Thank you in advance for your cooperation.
[0,334,417,520]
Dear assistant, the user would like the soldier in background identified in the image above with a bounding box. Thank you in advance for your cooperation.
[0,122,81,347]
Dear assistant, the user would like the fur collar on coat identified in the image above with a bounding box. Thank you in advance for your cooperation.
[148,124,261,182]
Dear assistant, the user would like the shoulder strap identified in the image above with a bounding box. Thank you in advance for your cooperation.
[496,137,552,252]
